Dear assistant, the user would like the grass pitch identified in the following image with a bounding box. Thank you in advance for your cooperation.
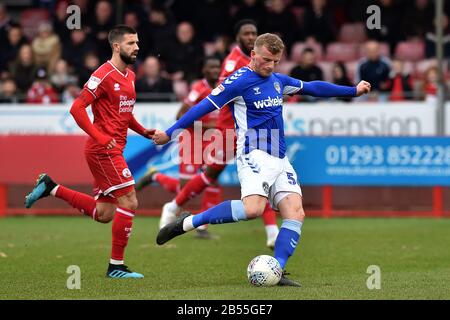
[1,216,450,300]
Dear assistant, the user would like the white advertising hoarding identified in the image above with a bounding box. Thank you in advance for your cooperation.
[0,102,437,136]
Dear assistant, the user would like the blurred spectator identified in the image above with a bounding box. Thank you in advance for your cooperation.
[124,11,150,59]
[366,0,400,56]
[88,0,114,62]
[233,0,267,27]
[290,47,323,102]
[160,21,204,83]
[26,67,59,104]
[211,35,231,63]
[302,0,336,47]
[425,14,450,59]
[0,77,19,103]
[146,7,176,56]
[0,23,28,74]
[63,29,96,71]
[332,61,353,102]
[61,81,81,103]
[421,65,439,103]
[50,59,78,93]
[0,4,12,44]
[52,0,72,44]
[262,0,298,52]
[290,47,323,81]
[192,0,232,42]
[385,60,414,101]
[136,56,174,102]
[9,44,38,94]
[31,22,61,72]
[77,52,100,88]
[401,0,434,40]
[356,41,391,95]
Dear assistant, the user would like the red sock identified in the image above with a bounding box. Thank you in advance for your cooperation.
[175,172,214,206]
[154,173,179,193]
[200,186,223,211]
[55,185,97,219]
[111,207,134,262]
[261,202,277,226]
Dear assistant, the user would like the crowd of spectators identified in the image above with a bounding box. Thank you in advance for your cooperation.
[0,0,450,104]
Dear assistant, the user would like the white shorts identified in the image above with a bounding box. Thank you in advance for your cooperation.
[237,149,302,210]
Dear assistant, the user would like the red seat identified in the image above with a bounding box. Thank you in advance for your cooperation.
[275,61,296,75]
[338,23,367,43]
[325,42,358,62]
[290,41,323,62]
[20,8,50,41]
[395,40,425,62]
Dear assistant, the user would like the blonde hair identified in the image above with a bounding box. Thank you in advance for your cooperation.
[254,33,285,54]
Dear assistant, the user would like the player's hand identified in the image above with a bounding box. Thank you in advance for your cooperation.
[143,129,156,139]
[106,138,117,150]
[152,130,170,145]
[356,81,371,96]
[97,134,116,149]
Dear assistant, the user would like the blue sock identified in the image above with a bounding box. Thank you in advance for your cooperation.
[192,200,247,227]
[274,219,302,269]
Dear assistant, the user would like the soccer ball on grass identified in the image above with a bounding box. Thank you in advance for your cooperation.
[247,255,282,286]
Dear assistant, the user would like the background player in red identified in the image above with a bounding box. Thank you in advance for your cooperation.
[24,25,153,278]
[135,57,223,238]
[138,19,280,249]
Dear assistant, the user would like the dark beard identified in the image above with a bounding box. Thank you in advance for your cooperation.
[120,51,136,65]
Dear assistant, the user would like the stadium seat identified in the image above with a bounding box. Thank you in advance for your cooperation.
[344,60,358,84]
[325,42,358,62]
[395,40,425,62]
[358,42,391,59]
[317,61,334,82]
[20,8,50,41]
[275,61,296,75]
[338,23,367,43]
[290,41,323,63]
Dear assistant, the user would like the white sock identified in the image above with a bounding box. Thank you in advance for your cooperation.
[265,224,279,240]
[168,199,180,212]
[182,215,195,232]
[50,185,59,196]
[110,259,124,265]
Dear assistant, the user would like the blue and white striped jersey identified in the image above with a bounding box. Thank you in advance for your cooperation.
[206,66,303,159]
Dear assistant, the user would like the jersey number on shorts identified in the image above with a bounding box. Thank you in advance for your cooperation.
[286,172,297,185]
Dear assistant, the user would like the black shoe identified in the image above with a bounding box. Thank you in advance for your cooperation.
[156,211,191,245]
[135,167,158,191]
[277,271,301,287]
[24,173,57,208]
[106,263,144,278]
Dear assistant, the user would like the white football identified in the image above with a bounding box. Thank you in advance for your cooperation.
[247,255,282,286]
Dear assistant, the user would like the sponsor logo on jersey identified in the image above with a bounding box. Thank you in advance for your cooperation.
[122,168,132,178]
[114,83,120,91]
[262,182,269,195]
[274,82,281,94]
[119,97,135,113]
[211,84,225,96]
[253,96,283,109]
[188,90,200,102]
[87,76,101,90]
[253,87,261,95]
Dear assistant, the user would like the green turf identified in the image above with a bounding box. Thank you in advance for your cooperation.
[1,216,450,300]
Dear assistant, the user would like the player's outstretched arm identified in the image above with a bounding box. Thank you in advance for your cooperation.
[301,80,371,98]
[70,89,116,149]
[129,115,155,139]
[152,98,217,145]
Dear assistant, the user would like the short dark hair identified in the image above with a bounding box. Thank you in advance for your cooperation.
[108,25,137,48]
[202,56,221,67]
[302,47,315,55]
[234,19,257,36]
